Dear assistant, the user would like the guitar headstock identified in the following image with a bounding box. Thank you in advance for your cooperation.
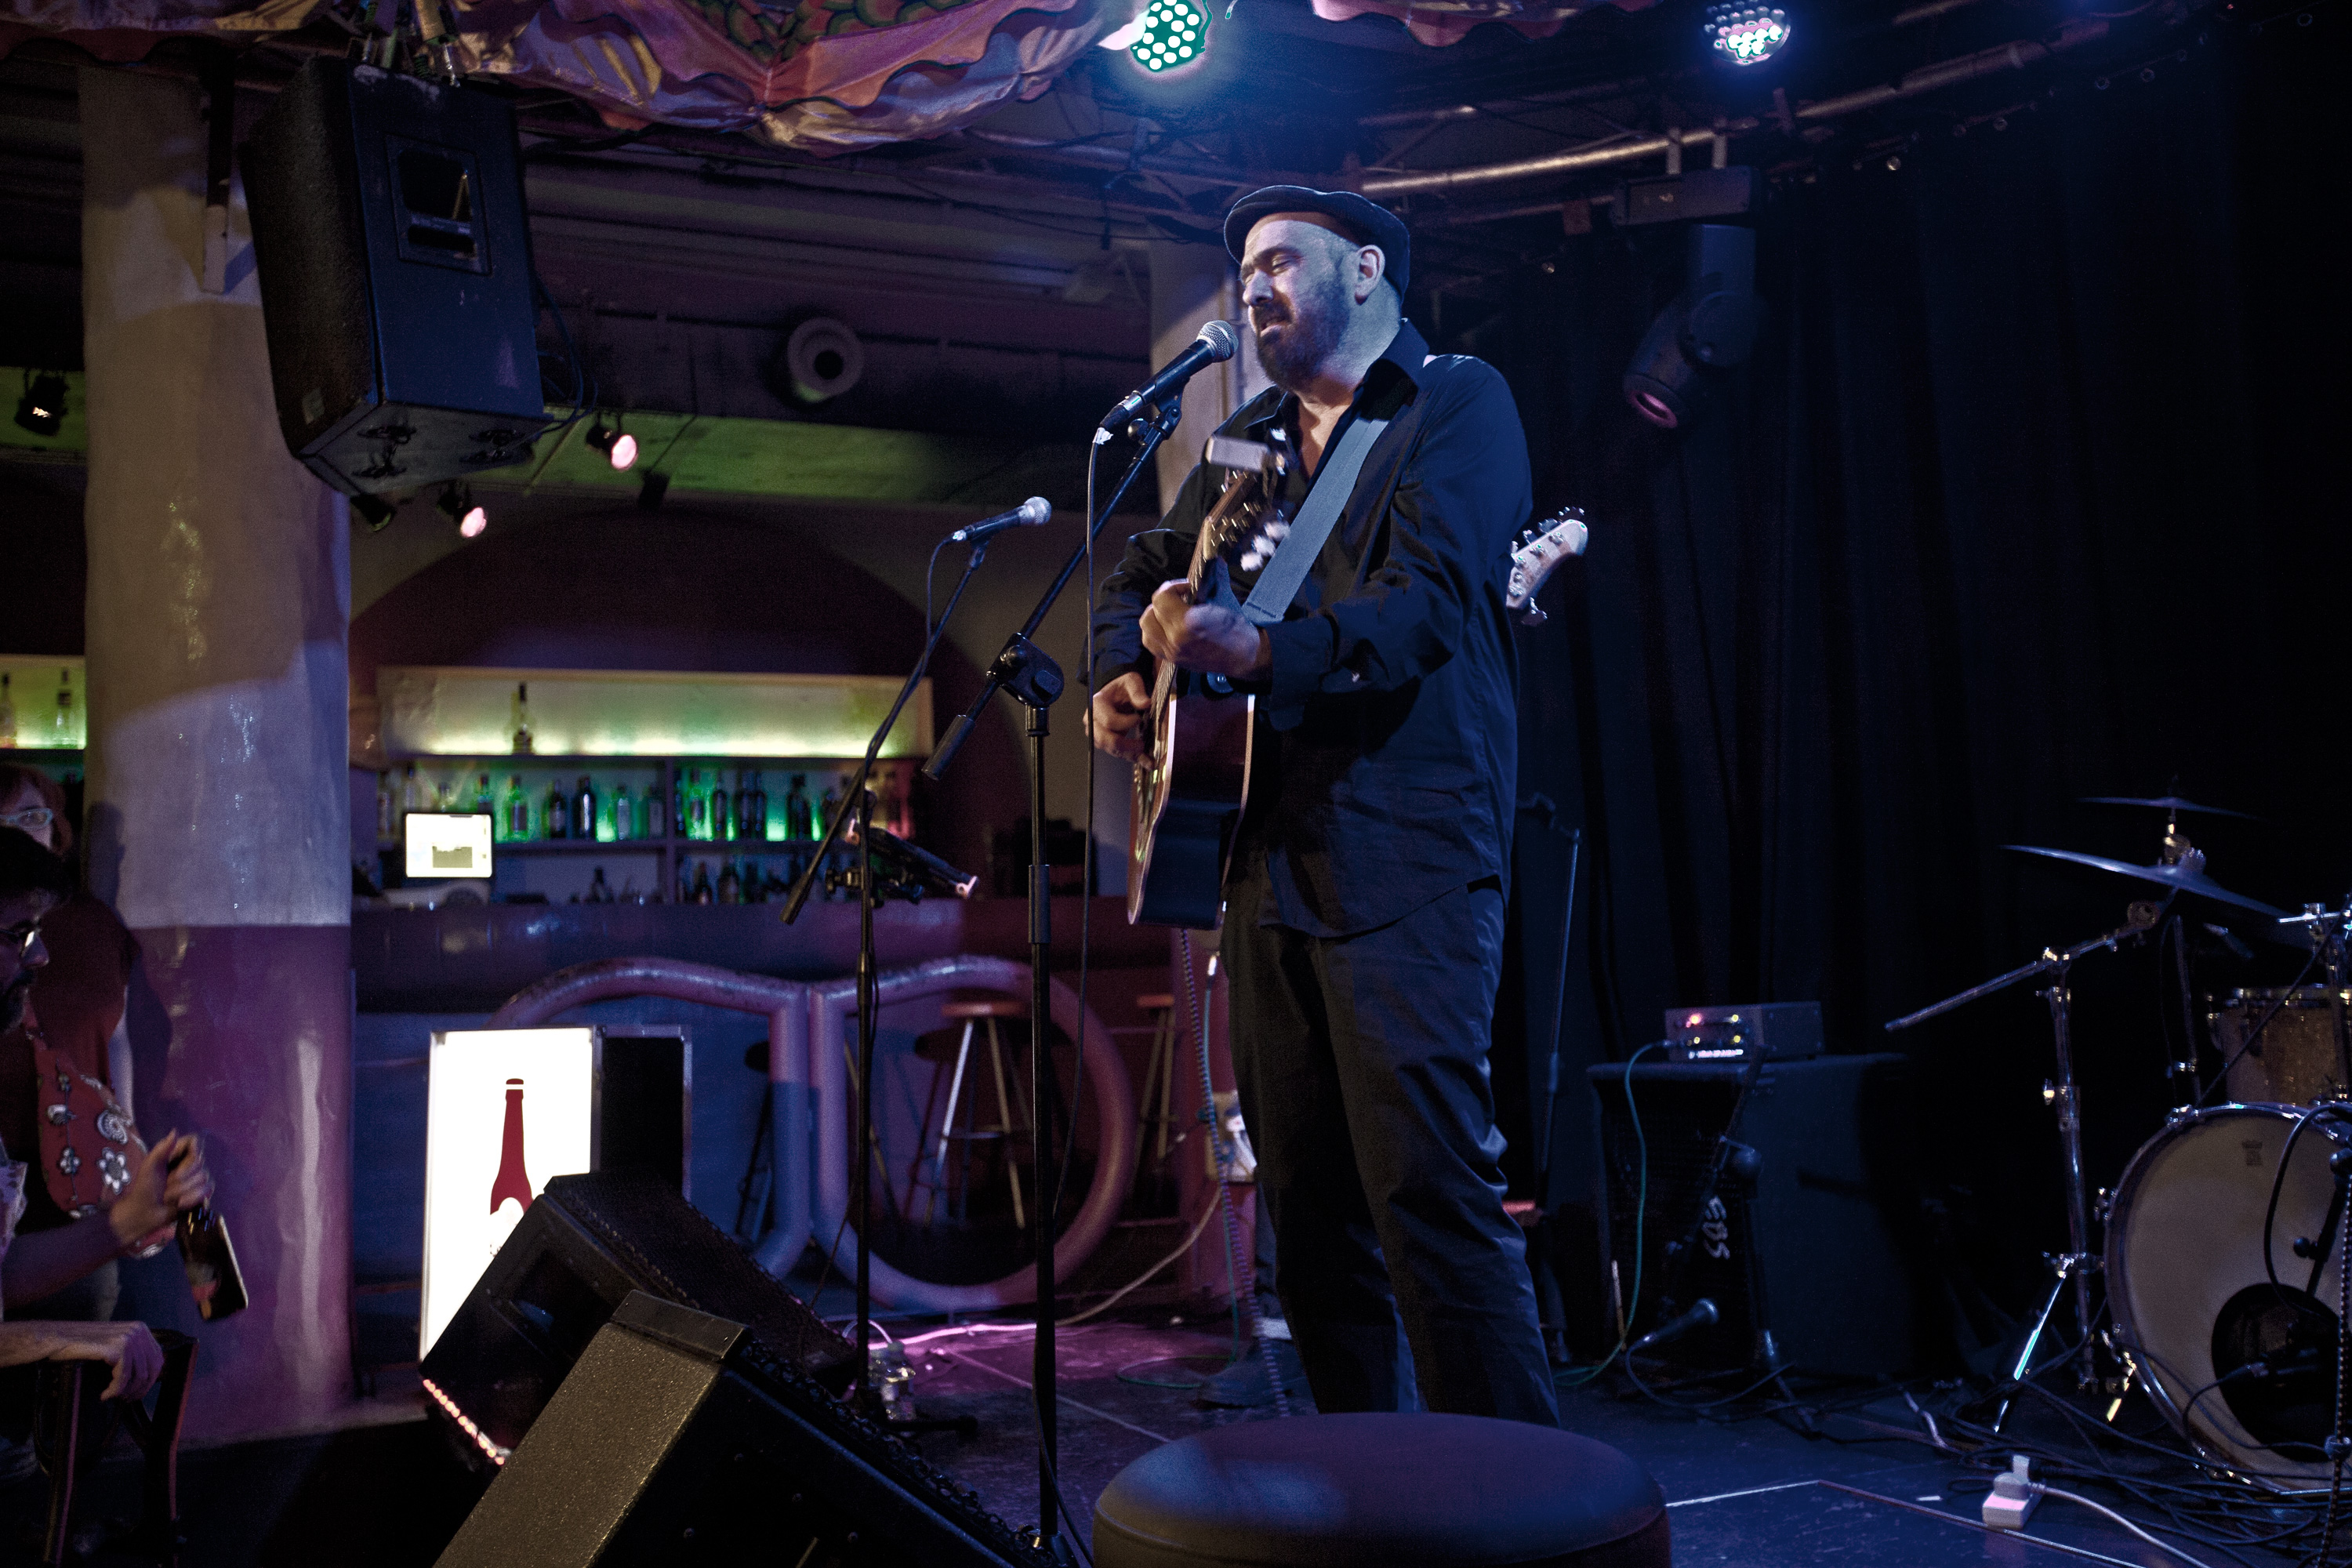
[1504,506,1589,626]
[1192,466,1293,611]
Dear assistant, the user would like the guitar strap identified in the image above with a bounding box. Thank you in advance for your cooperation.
[1238,413,1390,628]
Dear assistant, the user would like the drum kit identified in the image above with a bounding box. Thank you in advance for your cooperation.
[1887,794,2352,1488]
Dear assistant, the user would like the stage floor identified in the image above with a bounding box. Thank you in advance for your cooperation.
[9,1312,2273,1566]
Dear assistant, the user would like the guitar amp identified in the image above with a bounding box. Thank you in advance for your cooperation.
[1663,1002,1822,1064]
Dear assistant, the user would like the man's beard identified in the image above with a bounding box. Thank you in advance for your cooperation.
[1251,268,1351,390]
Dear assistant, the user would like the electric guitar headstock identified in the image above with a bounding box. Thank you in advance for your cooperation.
[1505,505,1589,626]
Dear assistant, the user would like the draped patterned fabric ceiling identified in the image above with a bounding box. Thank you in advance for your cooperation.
[0,0,1102,150]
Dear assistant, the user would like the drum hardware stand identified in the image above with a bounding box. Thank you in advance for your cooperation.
[1888,901,2162,1409]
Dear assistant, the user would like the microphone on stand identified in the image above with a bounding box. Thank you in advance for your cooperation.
[1632,1298,1719,1353]
[947,495,1052,544]
[1100,320,1240,430]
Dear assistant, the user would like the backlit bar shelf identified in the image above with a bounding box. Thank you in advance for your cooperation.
[376,666,931,761]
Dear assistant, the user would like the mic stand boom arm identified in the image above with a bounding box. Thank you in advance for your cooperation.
[924,401,1183,782]
[777,529,993,1421]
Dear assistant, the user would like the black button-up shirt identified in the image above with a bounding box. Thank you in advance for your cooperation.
[1092,318,1534,938]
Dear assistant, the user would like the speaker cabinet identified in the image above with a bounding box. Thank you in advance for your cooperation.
[434,1292,1041,1568]
[1588,1053,1926,1378]
[241,57,550,495]
[420,1172,856,1472]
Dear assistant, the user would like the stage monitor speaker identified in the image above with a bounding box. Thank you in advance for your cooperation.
[1588,1052,1926,1378]
[420,1171,856,1472]
[434,1291,1042,1568]
[241,57,552,496]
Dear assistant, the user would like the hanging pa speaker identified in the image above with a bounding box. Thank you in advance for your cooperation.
[433,1292,1044,1568]
[1588,1053,1929,1378]
[241,57,553,495]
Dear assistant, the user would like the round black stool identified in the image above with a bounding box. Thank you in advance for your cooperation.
[1092,1413,1669,1568]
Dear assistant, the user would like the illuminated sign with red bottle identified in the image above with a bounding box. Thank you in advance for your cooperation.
[421,1029,597,1356]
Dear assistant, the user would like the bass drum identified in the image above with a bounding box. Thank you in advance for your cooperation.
[2109,1103,2352,1489]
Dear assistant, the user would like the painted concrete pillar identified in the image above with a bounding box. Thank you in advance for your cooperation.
[79,67,354,1441]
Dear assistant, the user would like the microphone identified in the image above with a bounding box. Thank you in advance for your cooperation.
[1632,1298,1719,1353]
[948,495,1052,544]
[1101,320,1240,430]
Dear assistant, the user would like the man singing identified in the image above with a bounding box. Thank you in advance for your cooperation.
[1090,187,1557,1425]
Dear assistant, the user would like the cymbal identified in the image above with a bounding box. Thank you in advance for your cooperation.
[2002,844,2288,919]
[2078,794,2256,821]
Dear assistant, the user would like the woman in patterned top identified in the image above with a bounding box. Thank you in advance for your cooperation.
[0,828,163,1402]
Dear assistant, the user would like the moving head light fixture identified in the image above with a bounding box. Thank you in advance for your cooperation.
[1623,223,1761,430]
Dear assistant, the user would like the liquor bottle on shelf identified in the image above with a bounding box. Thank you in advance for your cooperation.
[819,779,840,843]
[376,772,394,842]
[490,1078,534,1216]
[716,859,740,904]
[612,782,633,842]
[741,856,762,903]
[675,855,693,904]
[544,779,570,840]
[691,861,714,904]
[473,772,494,815]
[785,774,811,840]
[685,769,706,840]
[588,866,613,903]
[572,775,596,841]
[502,775,530,840]
[645,783,668,841]
[747,771,770,841]
[0,673,16,747]
[437,779,455,811]
[712,775,731,843]
[511,682,533,755]
[49,668,71,746]
[402,764,423,817]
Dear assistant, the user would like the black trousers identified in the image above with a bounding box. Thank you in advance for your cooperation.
[1223,870,1559,1427]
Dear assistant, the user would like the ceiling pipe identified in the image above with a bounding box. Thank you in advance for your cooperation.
[1795,17,2107,118]
[1359,16,2106,203]
[1357,76,1674,130]
[949,128,1301,187]
[1359,126,1750,198]
[1891,0,1998,26]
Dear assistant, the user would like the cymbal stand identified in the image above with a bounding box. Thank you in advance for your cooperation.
[1886,902,2161,1400]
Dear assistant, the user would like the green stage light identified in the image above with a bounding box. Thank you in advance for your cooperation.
[1130,0,1208,73]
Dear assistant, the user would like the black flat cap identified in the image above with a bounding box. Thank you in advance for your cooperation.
[1225,185,1410,296]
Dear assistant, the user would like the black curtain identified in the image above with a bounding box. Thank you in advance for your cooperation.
[1478,27,2342,1330]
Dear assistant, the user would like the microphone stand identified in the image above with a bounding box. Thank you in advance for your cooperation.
[923,393,1187,1554]
[780,531,993,1416]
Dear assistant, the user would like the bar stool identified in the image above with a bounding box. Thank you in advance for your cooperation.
[1135,993,1183,1178]
[916,998,1033,1228]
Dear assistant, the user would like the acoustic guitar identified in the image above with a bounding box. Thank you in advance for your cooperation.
[1126,488,1592,931]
